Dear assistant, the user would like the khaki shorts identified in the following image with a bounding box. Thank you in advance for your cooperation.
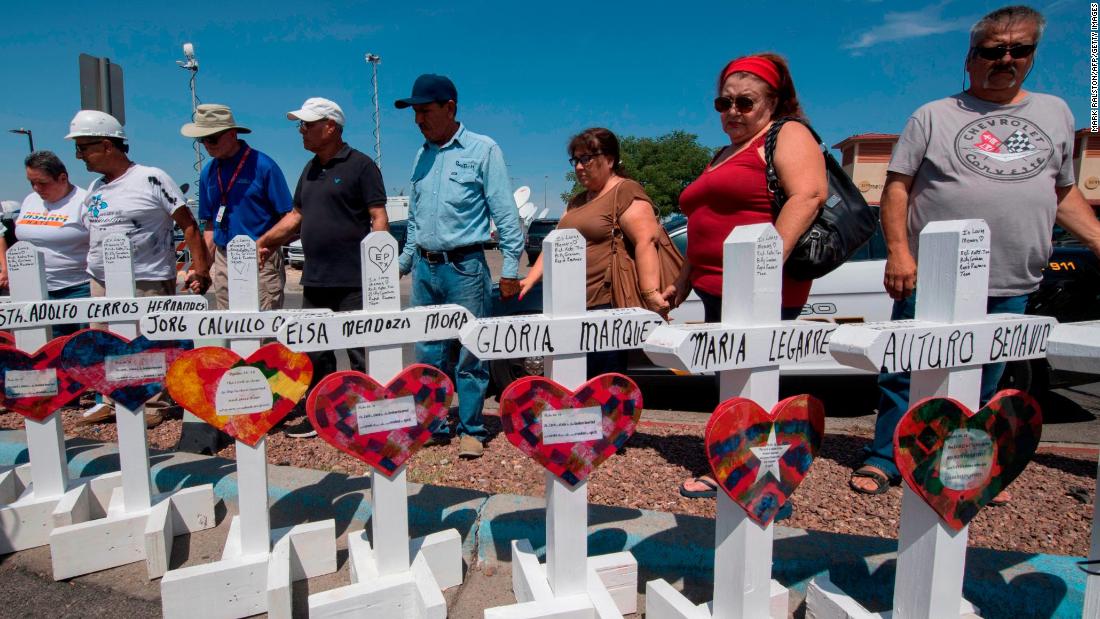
[212,245,286,310]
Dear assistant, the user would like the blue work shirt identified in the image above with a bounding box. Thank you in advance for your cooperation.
[398,125,524,279]
[198,141,294,247]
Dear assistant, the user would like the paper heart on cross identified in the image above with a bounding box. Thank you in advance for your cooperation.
[499,373,643,486]
[0,336,85,421]
[60,328,192,410]
[306,365,454,476]
[705,395,825,526]
[894,389,1042,531]
[165,343,313,446]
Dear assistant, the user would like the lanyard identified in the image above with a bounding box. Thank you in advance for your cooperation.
[216,146,252,206]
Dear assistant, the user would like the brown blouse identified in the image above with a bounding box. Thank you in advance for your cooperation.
[557,179,654,308]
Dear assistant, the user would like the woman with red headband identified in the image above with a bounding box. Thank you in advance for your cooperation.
[672,53,827,502]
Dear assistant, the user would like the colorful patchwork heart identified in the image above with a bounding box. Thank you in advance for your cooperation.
[165,343,313,446]
[894,389,1042,531]
[705,395,825,526]
[0,336,84,421]
[60,328,192,410]
[499,373,643,486]
[306,365,454,476]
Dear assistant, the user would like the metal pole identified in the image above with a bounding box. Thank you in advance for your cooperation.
[9,129,33,152]
[365,53,382,168]
[544,175,548,210]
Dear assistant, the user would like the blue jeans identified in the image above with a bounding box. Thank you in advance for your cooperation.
[412,251,491,442]
[48,281,91,337]
[861,292,1030,480]
[695,288,803,322]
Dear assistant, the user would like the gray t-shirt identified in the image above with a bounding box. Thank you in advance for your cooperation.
[889,91,1075,296]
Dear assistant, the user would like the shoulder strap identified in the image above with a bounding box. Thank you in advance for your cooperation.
[764,117,828,219]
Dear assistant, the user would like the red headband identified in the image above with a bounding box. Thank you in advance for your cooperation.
[719,56,780,90]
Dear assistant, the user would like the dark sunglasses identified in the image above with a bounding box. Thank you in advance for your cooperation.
[199,131,229,145]
[713,95,756,113]
[569,152,602,167]
[971,43,1036,61]
[74,141,106,154]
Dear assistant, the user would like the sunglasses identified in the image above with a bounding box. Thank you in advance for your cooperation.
[569,152,603,167]
[298,120,326,130]
[74,141,106,155]
[713,95,757,113]
[199,131,229,145]
[971,44,1036,61]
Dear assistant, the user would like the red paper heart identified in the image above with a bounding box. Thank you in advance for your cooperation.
[165,343,313,446]
[705,395,824,526]
[0,336,84,421]
[306,365,454,476]
[499,373,642,486]
[894,389,1042,531]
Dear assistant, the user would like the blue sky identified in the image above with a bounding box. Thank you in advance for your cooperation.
[0,0,1092,215]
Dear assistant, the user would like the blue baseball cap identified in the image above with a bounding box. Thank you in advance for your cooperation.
[394,74,458,109]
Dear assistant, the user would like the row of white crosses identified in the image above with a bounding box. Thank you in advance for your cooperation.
[461,229,666,618]
[806,220,1055,618]
[1046,320,1100,619]
[274,232,471,618]
[642,223,837,619]
[0,235,216,579]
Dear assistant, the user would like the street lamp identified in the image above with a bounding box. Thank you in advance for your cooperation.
[8,128,33,152]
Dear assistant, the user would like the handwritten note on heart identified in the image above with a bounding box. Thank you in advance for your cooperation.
[0,336,84,421]
[60,329,192,410]
[166,343,313,446]
[705,395,824,526]
[368,245,395,273]
[499,373,642,486]
[894,389,1042,531]
[306,365,454,476]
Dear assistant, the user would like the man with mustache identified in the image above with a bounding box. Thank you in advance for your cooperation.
[850,5,1100,498]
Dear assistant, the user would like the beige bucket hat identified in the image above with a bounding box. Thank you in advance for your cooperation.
[180,103,252,138]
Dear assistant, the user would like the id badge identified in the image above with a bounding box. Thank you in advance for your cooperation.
[215,205,226,224]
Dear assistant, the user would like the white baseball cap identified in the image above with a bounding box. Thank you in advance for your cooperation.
[287,97,345,126]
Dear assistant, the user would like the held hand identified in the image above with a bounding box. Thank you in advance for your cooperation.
[257,245,273,264]
[0,270,7,292]
[644,290,672,321]
[517,277,536,301]
[499,277,521,300]
[883,251,917,300]
[183,269,212,295]
[662,283,686,309]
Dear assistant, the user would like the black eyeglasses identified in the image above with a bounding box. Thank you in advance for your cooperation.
[74,141,105,155]
[713,95,757,114]
[569,152,602,167]
[199,131,229,145]
[971,44,1037,61]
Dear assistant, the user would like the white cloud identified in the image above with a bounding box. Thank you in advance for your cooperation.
[846,3,973,50]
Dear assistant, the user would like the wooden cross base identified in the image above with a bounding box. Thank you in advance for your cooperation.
[806,574,979,619]
[48,478,214,580]
[0,463,121,554]
[646,579,787,619]
[160,516,337,619]
[483,539,638,618]
[308,528,462,618]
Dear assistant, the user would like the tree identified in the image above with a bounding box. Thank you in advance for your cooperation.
[561,131,714,216]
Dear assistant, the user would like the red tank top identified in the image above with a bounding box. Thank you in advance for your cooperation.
[679,133,812,309]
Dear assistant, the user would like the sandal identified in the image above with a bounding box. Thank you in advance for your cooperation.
[679,476,719,499]
[849,466,892,495]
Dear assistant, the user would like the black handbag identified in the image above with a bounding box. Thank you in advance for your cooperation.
[764,117,878,281]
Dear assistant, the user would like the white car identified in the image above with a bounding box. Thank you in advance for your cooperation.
[284,240,304,268]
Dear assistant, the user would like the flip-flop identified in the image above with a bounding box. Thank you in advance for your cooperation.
[849,466,892,495]
[679,476,718,499]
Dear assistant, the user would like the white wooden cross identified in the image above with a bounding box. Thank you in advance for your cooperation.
[157,235,337,619]
[805,220,1055,619]
[41,234,216,580]
[463,229,665,619]
[0,242,123,556]
[1045,320,1100,619]
[274,231,471,618]
[642,223,838,619]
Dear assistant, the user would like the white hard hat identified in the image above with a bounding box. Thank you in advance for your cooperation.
[65,110,127,140]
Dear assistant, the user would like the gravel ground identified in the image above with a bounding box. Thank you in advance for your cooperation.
[2,403,1095,558]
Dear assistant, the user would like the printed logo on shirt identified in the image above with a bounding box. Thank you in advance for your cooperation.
[16,212,68,227]
[87,194,109,218]
[953,114,1054,181]
[334,178,342,184]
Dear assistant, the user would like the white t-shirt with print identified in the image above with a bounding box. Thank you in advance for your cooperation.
[16,186,90,291]
[83,164,186,281]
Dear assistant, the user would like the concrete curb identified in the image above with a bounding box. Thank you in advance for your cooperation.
[0,430,1088,617]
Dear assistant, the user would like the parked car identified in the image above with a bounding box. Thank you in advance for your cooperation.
[524,218,559,266]
[489,213,1100,397]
